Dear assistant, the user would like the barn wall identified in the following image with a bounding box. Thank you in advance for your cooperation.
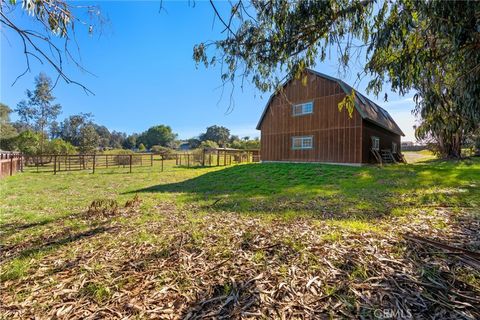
[259,74,363,164]
[361,120,401,163]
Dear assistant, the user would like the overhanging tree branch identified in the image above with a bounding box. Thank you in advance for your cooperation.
[1,0,105,94]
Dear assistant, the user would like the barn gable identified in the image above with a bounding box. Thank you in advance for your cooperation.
[256,69,404,137]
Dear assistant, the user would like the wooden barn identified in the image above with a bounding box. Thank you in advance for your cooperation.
[257,69,405,165]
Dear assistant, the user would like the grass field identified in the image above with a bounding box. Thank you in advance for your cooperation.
[1,154,479,319]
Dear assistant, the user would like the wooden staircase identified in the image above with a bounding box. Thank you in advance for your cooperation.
[380,149,397,164]
[371,149,406,165]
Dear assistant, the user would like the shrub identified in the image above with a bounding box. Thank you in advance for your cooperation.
[45,139,76,155]
[98,149,137,165]
[13,130,42,155]
[199,140,219,149]
[150,145,176,159]
[100,149,134,155]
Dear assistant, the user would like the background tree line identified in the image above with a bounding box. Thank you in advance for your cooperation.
[4,1,479,158]
[1,73,260,156]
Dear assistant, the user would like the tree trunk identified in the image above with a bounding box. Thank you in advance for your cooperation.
[440,133,462,159]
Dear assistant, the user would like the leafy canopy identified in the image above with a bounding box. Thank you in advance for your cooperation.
[137,125,177,149]
[200,125,231,147]
[194,0,480,157]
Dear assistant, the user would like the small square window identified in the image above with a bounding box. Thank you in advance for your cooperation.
[372,137,380,151]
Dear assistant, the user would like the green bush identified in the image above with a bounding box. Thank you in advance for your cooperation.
[14,131,42,155]
[99,149,136,165]
[45,139,76,155]
[199,140,219,149]
[100,149,135,155]
[150,145,176,159]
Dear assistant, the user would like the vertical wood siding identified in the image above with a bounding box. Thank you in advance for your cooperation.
[259,74,363,164]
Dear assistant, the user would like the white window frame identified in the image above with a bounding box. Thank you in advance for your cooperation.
[292,136,314,150]
[371,136,380,151]
[292,101,314,116]
[392,142,397,154]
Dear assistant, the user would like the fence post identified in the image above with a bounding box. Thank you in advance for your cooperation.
[217,150,220,166]
[92,154,96,174]
[161,157,164,172]
[151,154,153,166]
[187,154,190,167]
[176,154,178,166]
[106,155,108,168]
[53,155,57,175]
[20,155,24,172]
[224,151,227,166]
[202,148,206,166]
[10,157,13,176]
[129,155,132,173]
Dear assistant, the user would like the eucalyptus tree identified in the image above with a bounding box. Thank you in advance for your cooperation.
[78,124,100,154]
[15,73,62,153]
[194,0,480,157]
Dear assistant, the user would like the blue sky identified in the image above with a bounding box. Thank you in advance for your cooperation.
[1,1,417,141]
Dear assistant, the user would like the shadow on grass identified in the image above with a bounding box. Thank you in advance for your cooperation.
[126,161,479,219]
[0,218,61,241]
[0,225,115,264]
[1,220,53,234]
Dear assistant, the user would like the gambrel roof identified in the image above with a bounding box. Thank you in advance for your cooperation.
[256,69,405,136]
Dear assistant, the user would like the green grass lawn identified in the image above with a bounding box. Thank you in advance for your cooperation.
[1,155,479,318]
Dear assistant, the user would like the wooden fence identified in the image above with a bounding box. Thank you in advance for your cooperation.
[12,148,261,175]
[175,148,260,167]
[24,153,158,174]
[0,152,23,179]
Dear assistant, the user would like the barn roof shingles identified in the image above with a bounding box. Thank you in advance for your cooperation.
[256,69,405,136]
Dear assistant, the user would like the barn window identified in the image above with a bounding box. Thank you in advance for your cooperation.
[292,101,313,116]
[292,136,313,150]
[392,142,397,154]
[371,136,380,151]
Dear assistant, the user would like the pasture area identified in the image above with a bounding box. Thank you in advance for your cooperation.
[1,155,479,319]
